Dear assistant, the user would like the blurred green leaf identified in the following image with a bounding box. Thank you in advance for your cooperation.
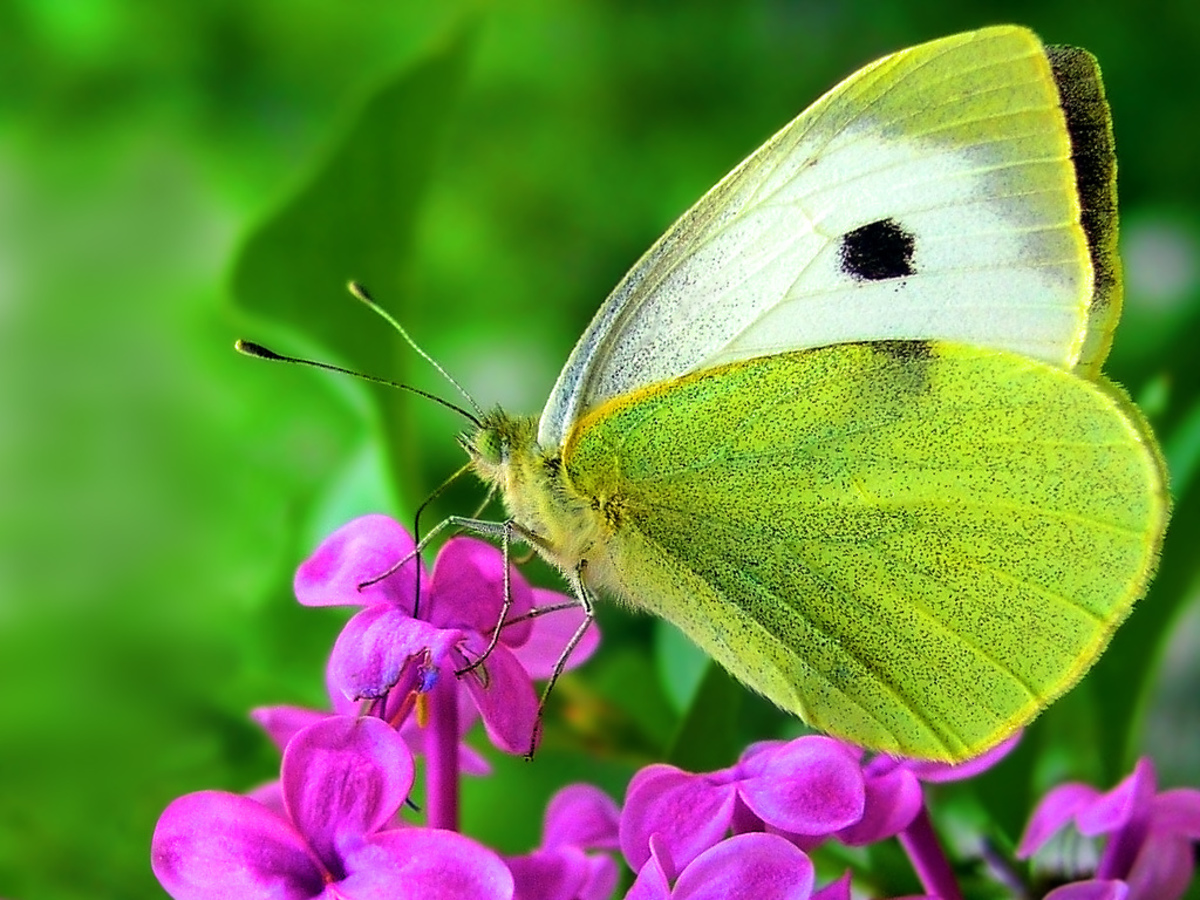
[655,619,711,713]
[230,28,475,489]
[1087,286,1200,781]
[666,661,744,771]
[1090,481,1200,780]
[1164,396,1200,500]
[231,29,473,371]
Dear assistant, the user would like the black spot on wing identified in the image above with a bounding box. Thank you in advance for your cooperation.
[838,218,917,282]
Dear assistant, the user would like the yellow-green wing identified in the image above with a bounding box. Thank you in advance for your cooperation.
[563,344,1166,760]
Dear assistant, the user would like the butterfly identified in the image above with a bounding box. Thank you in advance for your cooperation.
[455,25,1168,762]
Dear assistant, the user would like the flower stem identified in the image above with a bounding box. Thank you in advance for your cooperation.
[898,806,963,900]
[425,673,460,832]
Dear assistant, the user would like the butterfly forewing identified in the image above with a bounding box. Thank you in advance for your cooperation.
[1047,45,1121,376]
[539,26,1118,448]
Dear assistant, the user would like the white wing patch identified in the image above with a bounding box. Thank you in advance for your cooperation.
[539,27,1097,448]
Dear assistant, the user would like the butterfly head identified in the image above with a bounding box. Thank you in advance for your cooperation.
[459,410,540,487]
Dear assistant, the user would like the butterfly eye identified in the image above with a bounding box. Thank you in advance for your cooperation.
[471,428,507,466]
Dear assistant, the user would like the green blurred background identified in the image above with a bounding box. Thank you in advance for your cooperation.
[4,1,1200,897]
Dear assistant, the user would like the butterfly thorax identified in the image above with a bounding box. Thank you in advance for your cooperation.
[463,410,614,580]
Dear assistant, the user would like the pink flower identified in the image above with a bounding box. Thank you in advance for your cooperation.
[152,716,513,899]
[619,737,866,873]
[508,784,621,900]
[293,514,599,755]
[625,833,815,900]
[1019,757,1200,900]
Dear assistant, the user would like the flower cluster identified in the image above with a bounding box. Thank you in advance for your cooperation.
[617,731,1020,900]
[1019,756,1200,899]
[152,514,1200,899]
[153,514,603,897]
[152,715,514,898]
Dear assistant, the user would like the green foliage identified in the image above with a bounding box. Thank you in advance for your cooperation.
[4,2,1200,898]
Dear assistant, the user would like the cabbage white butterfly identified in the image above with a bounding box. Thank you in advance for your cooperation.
[458,25,1168,762]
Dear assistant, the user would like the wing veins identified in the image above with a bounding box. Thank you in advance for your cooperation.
[800,540,1043,702]
[729,543,946,749]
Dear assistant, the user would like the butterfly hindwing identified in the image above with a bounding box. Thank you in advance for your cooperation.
[562,343,1166,759]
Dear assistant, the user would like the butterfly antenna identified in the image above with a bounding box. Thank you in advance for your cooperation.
[348,281,484,419]
[234,339,482,428]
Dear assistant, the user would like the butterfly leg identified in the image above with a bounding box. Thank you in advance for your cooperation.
[377,513,594,758]
[359,512,547,591]
[525,560,596,759]
[440,515,553,679]
[356,514,465,591]
[453,517,517,677]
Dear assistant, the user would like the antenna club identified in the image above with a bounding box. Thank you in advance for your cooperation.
[235,339,286,361]
[348,281,373,303]
[230,337,482,426]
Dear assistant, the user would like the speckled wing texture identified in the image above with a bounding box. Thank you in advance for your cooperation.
[562,342,1167,761]
[539,25,1120,448]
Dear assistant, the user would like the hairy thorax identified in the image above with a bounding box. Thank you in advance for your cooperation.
[464,410,621,589]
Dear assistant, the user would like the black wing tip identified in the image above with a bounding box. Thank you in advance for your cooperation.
[1046,45,1121,314]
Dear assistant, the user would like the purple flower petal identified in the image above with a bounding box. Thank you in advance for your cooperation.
[1093,759,1157,881]
[544,784,621,851]
[1043,880,1129,900]
[427,537,535,642]
[620,765,738,872]
[282,716,414,876]
[625,836,674,900]
[1126,832,1194,900]
[739,740,790,765]
[1080,759,1156,838]
[835,766,922,846]
[246,781,286,818]
[325,656,360,716]
[739,737,866,836]
[151,790,325,900]
[511,589,600,679]
[456,637,539,754]
[671,833,814,900]
[295,514,423,610]
[508,846,591,900]
[899,731,1022,783]
[251,705,331,753]
[579,852,620,900]
[811,871,852,900]
[338,828,515,899]
[1152,788,1200,839]
[1018,783,1103,858]
[729,795,766,836]
[330,604,462,701]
